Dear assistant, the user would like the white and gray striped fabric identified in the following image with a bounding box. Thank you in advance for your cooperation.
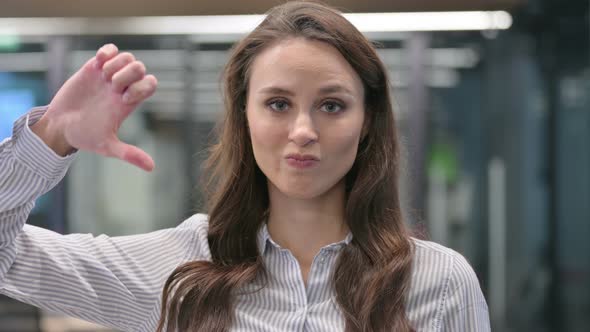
[0,107,490,331]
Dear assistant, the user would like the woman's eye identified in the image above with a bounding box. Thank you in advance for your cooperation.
[268,100,289,112]
[321,101,343,114]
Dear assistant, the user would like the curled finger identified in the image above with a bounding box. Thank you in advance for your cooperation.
[102,52,136,82]
[95,44,118,69]
[122,74,158,104]
[111,60,147,94]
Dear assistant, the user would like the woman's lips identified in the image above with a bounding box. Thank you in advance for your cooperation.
[285,154,319,169]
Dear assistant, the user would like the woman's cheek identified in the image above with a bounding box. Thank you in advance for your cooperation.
[331,131,362,170]
[249,121,284,173]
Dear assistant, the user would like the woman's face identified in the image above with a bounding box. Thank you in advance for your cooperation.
[246,37,365,200]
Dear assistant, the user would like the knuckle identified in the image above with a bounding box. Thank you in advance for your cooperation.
[103,61,116,74]
[102,67,113,78]
[133,61,146,75]
[120,52,135,63]
[127,90,139,100]
[112,78,124,89]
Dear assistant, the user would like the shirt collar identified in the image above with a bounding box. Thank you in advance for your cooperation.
[256,222,353,255]
[257,222,271,255]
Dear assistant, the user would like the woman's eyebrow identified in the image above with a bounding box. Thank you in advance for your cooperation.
[317,84,355,96]
[258,86,295,96]
[257,84,356,96]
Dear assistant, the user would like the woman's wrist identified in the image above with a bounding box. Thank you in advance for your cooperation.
[30,113,76,157]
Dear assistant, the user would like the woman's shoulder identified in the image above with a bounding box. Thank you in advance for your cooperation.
[172,213,211,260]
[407,239,490,331]
[408,237,482,294]
[177,213,209,230]
[407,238,490,329]
[410,237,466,261]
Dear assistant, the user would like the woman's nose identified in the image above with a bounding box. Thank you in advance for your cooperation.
[288,111,318,146]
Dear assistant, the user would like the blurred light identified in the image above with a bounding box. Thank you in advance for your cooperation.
[428,48,479,68]
[346,11,512,32]
[388,67,460,88]
[488,157,507,326]
[379,48,480,68]
[0,34,19,51]
[0,11,512,36]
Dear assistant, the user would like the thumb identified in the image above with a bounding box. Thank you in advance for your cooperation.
[107,139,155,172]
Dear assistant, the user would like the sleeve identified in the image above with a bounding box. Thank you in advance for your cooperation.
[0,107,210,331]
[440,254,491,332]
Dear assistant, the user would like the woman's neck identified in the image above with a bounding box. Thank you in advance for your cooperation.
[266,180,349,266]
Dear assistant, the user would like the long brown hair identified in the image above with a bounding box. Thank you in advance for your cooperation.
[156,1,415,331]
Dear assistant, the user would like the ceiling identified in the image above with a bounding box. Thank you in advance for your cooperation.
[2,0,526,17]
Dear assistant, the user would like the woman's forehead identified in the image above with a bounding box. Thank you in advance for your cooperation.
[247,38,364,96]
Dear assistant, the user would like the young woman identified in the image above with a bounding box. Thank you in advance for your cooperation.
[0,1,490,331]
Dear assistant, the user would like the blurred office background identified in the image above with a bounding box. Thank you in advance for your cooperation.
[0,0,588,331]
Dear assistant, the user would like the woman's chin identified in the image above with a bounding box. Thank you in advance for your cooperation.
[267,175,345,201]
[273,179,344,201]
[280,187,322,200]
[269,181,324,200]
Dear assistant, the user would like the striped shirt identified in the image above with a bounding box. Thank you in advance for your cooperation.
[0,107,490,331]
